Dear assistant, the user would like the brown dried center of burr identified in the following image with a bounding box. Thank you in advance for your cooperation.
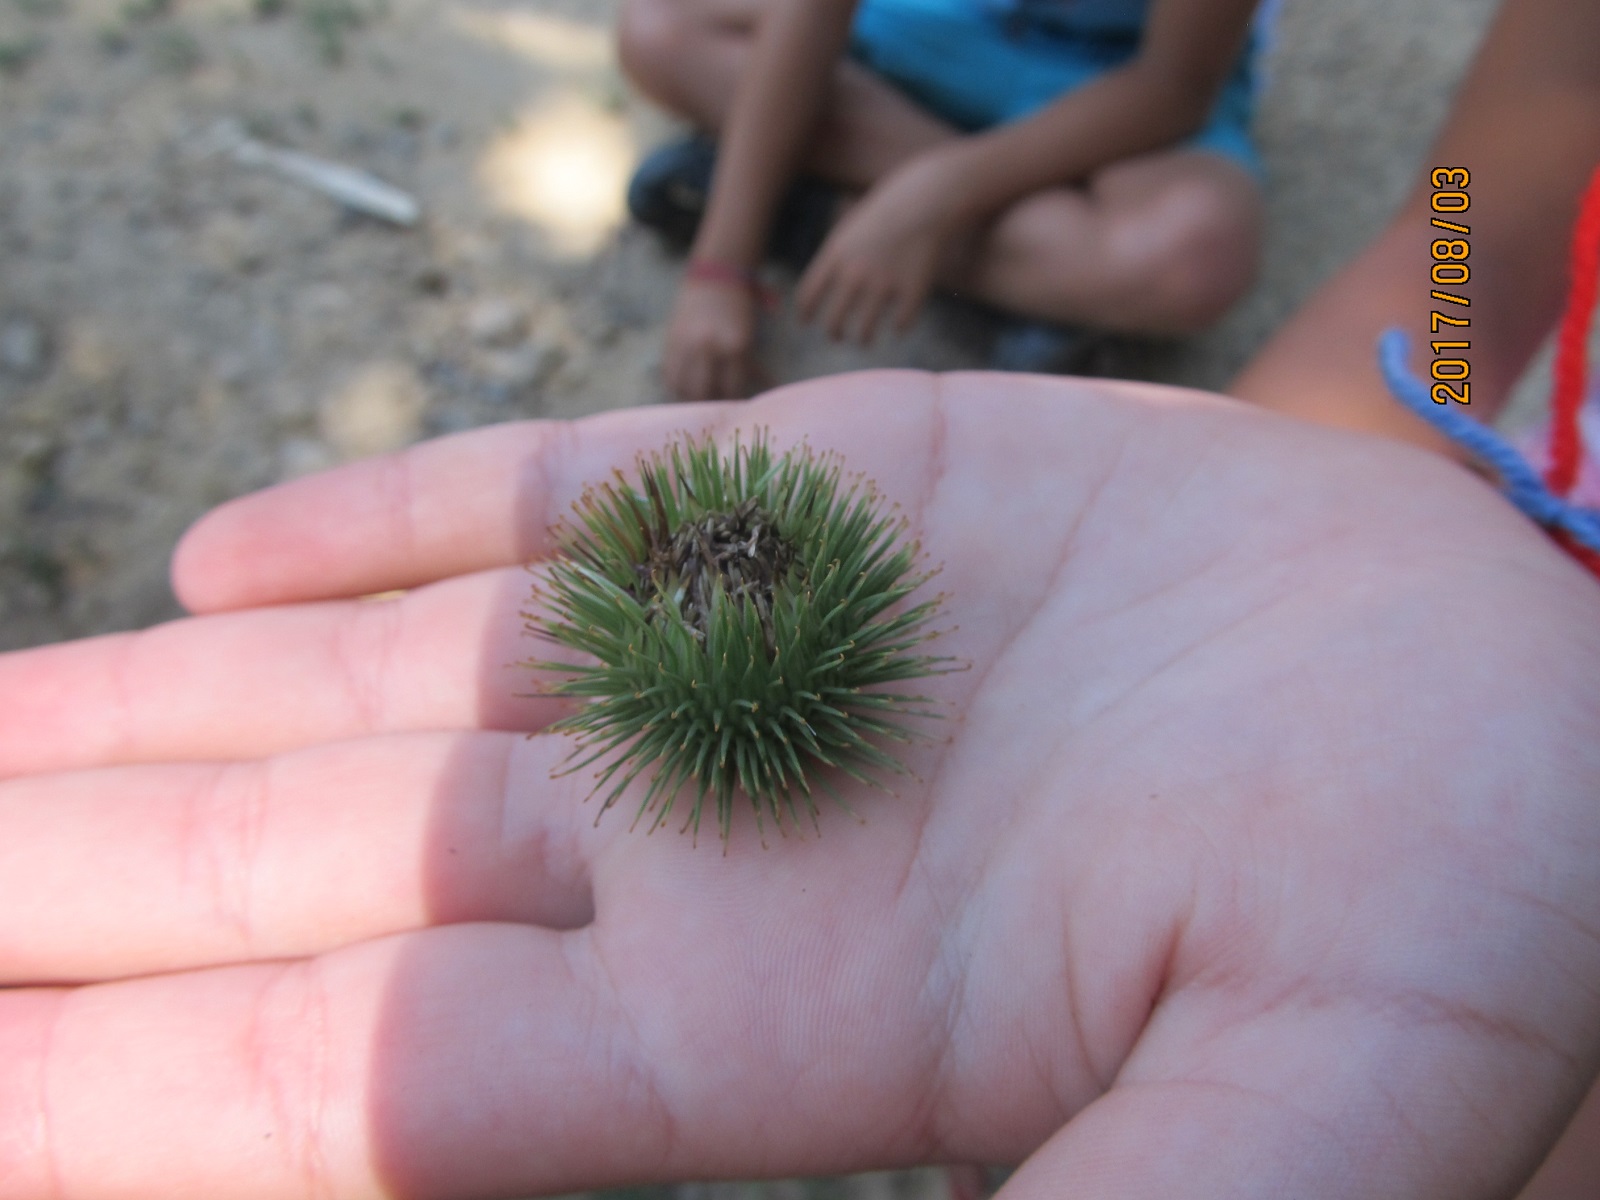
[637,496,794,642]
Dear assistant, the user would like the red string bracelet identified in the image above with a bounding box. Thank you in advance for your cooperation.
[1546,166,1600,573]
[1548,165,1600,498]
[685,258,780,312]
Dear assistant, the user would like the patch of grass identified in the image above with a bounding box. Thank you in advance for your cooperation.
[801,1179,851,1200]
[0,34,44,73]
[13,543,66,605]
[147,25,200,73]
[0,536,67,607]
[13,0,68,16]
[301,0,365,64]
[94,23,130,53]
[240,109,280,139]
[119,0,171,20]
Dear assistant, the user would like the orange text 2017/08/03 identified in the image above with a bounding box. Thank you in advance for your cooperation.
[1428,167,1471,404]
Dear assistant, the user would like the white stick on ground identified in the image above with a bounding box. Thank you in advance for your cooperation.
[203,120,422,227]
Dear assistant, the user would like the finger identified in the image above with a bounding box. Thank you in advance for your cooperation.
[0,731,603,983]
[683,349,714,404]
[825,276,867,342]
[0,568,559,776]
[854,285,894,347]
[171,372,979,615]
[662,340,688,401]
[3,371,984,778]
[173,404,731,613]
[748,356,776,395]
[892,283,926,335]
[794,256,831,322]
[0,923,942,1199]
[697,350,729,401]
[713,352,748,402]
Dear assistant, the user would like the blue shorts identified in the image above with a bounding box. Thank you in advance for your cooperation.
[849,0,1261,178]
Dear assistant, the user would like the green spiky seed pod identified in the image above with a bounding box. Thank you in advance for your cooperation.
[526,431,953,847]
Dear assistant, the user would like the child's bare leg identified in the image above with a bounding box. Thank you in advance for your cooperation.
[621,0,1262,335]
[617,0,957,188]
[949,149,1263,334]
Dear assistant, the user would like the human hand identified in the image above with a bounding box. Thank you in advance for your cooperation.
[2,373,1599,1199]
[663,275,765,402]
[796,155,962,343]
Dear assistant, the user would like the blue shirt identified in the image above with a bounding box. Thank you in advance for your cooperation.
[978,0,1148,39]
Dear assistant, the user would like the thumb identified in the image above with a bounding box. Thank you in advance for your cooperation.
[993,1009,1588,1200]
[1001,1081,1373,1200]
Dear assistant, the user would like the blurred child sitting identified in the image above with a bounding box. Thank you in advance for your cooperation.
[618,0,1266,400]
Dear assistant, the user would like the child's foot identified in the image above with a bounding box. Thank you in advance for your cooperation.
[989,319,1105,375]
[625,135,838,270]
[626,134,717,248]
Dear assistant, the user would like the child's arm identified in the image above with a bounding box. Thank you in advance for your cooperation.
[663,0,857,401]
[922,0,1260,219]
[797,0,1259,340]
[1230,0,1600,451]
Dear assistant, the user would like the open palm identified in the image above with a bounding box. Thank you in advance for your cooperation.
[2,372,1598,1200]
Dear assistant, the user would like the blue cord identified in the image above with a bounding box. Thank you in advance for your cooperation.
[1378,329,1600,554]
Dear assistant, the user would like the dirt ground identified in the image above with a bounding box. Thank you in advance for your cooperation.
[0,0,1512,654]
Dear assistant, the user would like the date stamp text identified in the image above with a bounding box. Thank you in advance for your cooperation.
[1428,167,1471,404]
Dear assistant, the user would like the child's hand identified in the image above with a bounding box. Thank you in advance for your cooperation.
[3,373,1599,1199]
[663,277,765,401]
[797,155,962,343]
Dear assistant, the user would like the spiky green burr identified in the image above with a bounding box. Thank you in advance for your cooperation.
[526,431,952,846]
